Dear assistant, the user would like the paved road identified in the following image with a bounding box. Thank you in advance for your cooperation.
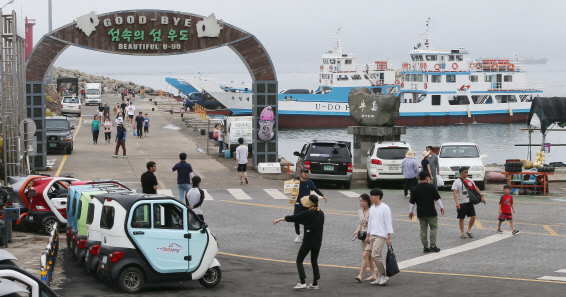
[43,95,566,295]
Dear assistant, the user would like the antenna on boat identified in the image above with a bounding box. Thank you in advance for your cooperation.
[419,17,434,50]
[330,28,343,56]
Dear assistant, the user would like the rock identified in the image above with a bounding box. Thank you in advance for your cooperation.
[348,87,400,127]
[53,66,155,92]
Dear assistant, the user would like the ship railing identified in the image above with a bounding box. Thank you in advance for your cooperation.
[526,80,543,91]
[488,80,543,92]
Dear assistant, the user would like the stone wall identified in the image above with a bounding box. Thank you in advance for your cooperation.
[53,67,155,93]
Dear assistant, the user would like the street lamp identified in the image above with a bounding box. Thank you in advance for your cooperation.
[1,0,14,9]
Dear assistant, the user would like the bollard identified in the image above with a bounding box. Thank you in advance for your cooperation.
[154,101,157,106]
[287,163,291,174]
[152,107,155,111]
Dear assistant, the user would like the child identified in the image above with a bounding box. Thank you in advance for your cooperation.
[497,185,519,235]
[144,113,150,137]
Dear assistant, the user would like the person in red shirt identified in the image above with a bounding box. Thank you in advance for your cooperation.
[497,185,519,235]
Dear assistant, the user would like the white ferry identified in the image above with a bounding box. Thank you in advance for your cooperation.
[170,30,398,128]
[397,18,542,125]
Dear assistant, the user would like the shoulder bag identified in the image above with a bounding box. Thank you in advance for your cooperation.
[461,178,482,205]
[357,231,367,241]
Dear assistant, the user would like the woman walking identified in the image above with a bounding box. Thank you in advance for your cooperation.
[421,151,432,183]
[402,150,420,198]
[272,195,325,290]
[352,193,377,282]
[103,117,112,144]
[91,115,101,145]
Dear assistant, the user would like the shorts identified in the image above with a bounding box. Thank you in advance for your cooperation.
[144,126,149,132]
[498,213,513,221]
[237,163,247,172]
[361,235,372,251]
[456,202,476,219]
[128,115,134,119]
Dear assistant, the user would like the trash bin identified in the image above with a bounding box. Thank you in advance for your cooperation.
[224,150,231,159]
[200,129,206,135]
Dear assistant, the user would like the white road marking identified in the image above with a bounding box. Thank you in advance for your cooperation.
[227,189,252,200]
[264,189,288,200]
[537,276,566,282]
[339,191,360,198]
[555,269,566,273]
[397,233,513,270]
[156,189,173,196]
[203,189,214,201]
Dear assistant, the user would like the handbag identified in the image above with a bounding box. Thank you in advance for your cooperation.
[461,178,481,205]
[357,231,367,241]
[436,175,444,187]
[386,245,400,277]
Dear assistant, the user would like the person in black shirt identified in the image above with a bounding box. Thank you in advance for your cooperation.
[273,195,325,290]
[113,121,127,158]
[292,169,327,243]
[135,112,144,138]
[140,161,158,194]
[120,100,127,119]
[421,150,431,175]
[409,171,444,253]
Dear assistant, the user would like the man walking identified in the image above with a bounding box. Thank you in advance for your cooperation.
[402,150,420,198]
[452,167,485,239]
[135,112,144,138]
[127,102,136,126]
[426,146,440,189]
[364,188,393,286]
[103,102,110,119]
[409,171,445,253]
[120,100,127,119]
[113,121,127,158]
[292,169,327,243]
[172,153,194,202]
[235,137,249,184]
[141,161,158,194]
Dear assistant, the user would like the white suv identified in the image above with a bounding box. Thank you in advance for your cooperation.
[60,96,81,116]
[438,142,487,190]
[366,141,411,188]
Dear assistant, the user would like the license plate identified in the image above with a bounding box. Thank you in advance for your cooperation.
[28,215,33,220]
[49,143,57,147]
[389,166,399,171]
[102,256,107,264]
[324,165,334,171]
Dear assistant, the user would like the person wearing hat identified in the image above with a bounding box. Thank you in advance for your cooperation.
[273,194,325,290]
[421,150,432,183]
[113,120,127,158]
[402,150,420,198]
[292,169,327,243]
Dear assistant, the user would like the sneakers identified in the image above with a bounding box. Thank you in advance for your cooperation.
[370,279,380,285]
[294,283,306,289]
[378,276,389,286]
[497,229,503,234]
[294,235,302,243]
[429,246,441,252]
[406,194,411,198]
[307,283,319,290]
[512,229,520,235]
[423,247,430,253]
[112,155,118,158]
[122,155,127,158]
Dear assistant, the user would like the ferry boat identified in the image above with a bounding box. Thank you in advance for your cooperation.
[397,18,543,125]
[168,30,399,128]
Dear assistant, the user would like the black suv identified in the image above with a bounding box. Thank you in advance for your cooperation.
[294,140,353,189]
[46,116,74,154]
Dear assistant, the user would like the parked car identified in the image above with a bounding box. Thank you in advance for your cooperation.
[366,141,411,188]
[26,177,78,233]
[438,142,487,190]
[0,250,59,296]
[46,116,74,154]
[98,193,221,293]
[61,96,81,116]
[294,140,353,189]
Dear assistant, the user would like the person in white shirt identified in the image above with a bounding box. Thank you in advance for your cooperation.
[235,137,249,184]
[364,188,393,286]
[217,125,225,155]
[127,103,135,126]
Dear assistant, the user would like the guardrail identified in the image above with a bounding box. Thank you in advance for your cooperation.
[40,222,59,286]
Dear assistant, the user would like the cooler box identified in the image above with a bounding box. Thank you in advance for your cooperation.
[258,163,281,174]
[224,150,231,159]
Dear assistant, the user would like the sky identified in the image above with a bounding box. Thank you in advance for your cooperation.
[13,0,566,72]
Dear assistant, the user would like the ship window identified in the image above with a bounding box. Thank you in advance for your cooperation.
[431,95,441,105]
[426,55,437,61]
[448,95,470,105]
[417,55,424,61]
[484,75,492,82]
[370,88,382,95]
[471,95,493,104]
[504,75,512,82]
[405,74,411,81]
[417,74,424,82]
[431,75,441,83]
[351,74,361,80]
[456,55,463,61]
[469,75,478,82]
[446,75,456,83]
[440,56,444,61]
[412,74,418,81]
[411,55,417,61]
[448,55,455,61]
[345,60,352,64]
[495,95,517,103]
[330,59,336,64]
[337,75,348,81]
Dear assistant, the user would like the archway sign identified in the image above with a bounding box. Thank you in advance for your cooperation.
[25,10,278,170]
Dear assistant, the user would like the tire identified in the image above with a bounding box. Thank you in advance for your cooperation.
[366,174,374,189]
[42,217,58,234]
[118,267,145,293]
[66,146,73,154]
[343,182,351,189]
[199,266,222,288]
[476,180,485,191]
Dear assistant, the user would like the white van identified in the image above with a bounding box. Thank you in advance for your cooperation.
[224,116,253,154]
[366,141,411,188]
[84,83,102,105]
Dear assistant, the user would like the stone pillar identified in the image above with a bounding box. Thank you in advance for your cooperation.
[347,126,406,170]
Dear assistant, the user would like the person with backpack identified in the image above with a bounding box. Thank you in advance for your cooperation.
[185,176,205,221]
[452,167,485,239]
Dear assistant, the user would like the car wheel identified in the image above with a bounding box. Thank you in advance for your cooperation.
[66,146,73,154]
[366,174,374,189]
[42,217,58,234]
[118,267,145,293]
[476,180,485,191]
[343,182,351,189]
[199,266,222,288]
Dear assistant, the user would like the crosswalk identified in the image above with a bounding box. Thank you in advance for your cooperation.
[538,269,566,282]
[193,189,363,201]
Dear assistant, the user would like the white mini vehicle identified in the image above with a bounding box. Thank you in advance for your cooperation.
[366,141,411,188]
[438,142,487,190]
[97,193,221,293]
[60,96,81,116]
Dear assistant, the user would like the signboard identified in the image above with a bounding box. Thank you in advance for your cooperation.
[544,143,551,153]
[19,118,37,135]
[284,180,300,205]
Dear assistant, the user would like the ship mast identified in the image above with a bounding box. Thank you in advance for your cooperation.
[419,18,434,50]
[330,28,343,56]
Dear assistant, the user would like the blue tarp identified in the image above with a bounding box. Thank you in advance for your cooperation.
[165,77,199,95]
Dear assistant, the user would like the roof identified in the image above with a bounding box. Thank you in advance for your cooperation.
[102,193,176,211]
[528,97,566,134]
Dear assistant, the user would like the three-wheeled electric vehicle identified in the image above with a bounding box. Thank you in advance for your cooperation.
[98,193,221,293]
[26,177,78,233]
[0,249,59,297]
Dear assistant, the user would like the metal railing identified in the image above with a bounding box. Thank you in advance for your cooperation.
[40,222,59,286]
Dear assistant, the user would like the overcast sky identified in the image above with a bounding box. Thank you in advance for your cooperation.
[14,0,566,70]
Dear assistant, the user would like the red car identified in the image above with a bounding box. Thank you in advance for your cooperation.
[26,177,78,233]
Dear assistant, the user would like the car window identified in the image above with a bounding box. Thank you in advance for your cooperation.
[46,119,69,130]
[308,144,350,159]
[72,195,78,216]
[131,204,151,228]
[47,182,69,199]
[100,206,115,229]
[439,145,479,158]
[153,203,184,229]
[85,89,100,95]
[77,200,83,219]
[188,209,202,230]
[63,97,79,103]
[369,145,375,156]
[86,203,95,225]
[376,147,409,160]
